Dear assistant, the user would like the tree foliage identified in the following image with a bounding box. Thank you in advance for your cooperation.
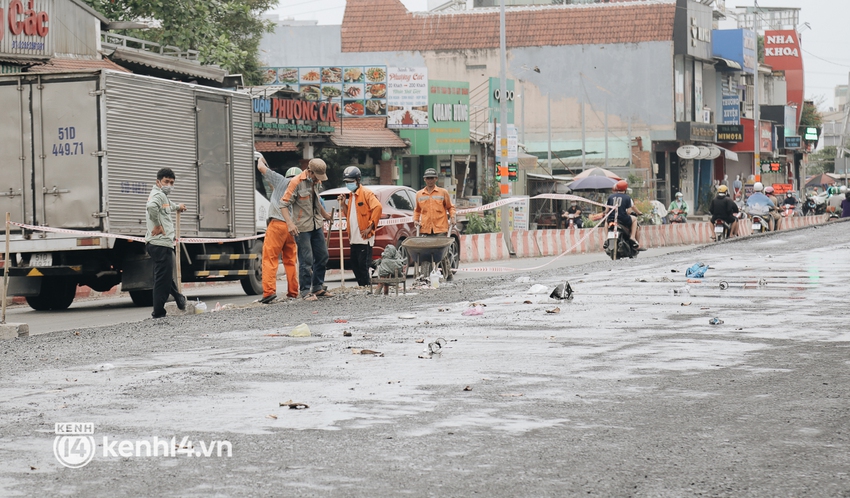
[799,101,823,131]
[808,146,837,175]
[83,0,276,85]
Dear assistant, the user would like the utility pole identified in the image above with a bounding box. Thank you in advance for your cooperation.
[581,93,586,170]
[498,0,514,254]
[604,98,609,170]
[836,72,850,184]
[753,0,760,178]
[547,93,552,172]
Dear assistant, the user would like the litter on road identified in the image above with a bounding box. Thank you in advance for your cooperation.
[279,400,309,409]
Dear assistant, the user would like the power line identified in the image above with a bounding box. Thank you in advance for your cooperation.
[801,49,850,69]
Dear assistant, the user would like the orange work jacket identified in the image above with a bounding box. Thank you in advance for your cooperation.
[340,185,382,239]
[413,186,455,234]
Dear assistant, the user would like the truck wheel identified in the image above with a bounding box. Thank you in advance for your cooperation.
[240,240,263,296]
[25,279,77,311]
[129,290,153,307]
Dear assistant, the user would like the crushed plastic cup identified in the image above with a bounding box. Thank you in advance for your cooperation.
[462,306,484,316]
[290,323,311,337]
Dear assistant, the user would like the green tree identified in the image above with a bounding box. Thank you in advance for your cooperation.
[799,101,823,131]
[83,0,275,85]
[808,146,837,175]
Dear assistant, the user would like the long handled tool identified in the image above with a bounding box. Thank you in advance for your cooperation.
[338,206,345,288]
[175,211,183,294]
[2,212,9,324]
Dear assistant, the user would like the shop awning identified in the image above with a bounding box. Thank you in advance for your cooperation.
[526,173,574,182]
[255,141,299,153]
[28,57,131,73]
[714,57,742,70]
[717,146,738,162]
[107,46,228,83]
[329,128,406,149]
[518,152,539,170]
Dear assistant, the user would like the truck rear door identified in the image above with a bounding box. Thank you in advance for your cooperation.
[196,95,233,233]
[0,78,29,225]
[0,76,101,229]
[34,78,102,229]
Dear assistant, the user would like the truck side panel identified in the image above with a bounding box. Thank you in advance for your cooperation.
[103,72,200,236]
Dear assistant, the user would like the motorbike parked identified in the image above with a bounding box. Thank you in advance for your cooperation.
[603,222,639,260]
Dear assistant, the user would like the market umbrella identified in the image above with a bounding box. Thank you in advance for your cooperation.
[566,175,619,191]
[572,167,622,181]
[805,173,836,188]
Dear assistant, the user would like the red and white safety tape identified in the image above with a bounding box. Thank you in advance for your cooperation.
[9,221,263,245]
[455,207,613,273]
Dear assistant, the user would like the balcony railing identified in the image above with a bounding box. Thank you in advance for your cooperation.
[101,32,199,61]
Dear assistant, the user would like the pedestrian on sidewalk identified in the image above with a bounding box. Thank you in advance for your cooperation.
[255,152,300,303]
[145,168,187,318]
[281,158,335,300]
[413,168,456,281]
[337,166,382,287]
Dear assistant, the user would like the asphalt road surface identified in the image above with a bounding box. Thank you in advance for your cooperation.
[7,246,690,337]
[1,224,848,497]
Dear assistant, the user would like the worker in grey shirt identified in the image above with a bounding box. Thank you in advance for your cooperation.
[145,168,187,318]
[255,150,301,303]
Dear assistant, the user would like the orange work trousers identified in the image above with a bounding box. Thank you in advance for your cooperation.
[263,219,299,298]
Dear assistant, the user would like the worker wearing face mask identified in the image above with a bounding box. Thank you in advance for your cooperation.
[145,168,187,318]
[336,166,382,288]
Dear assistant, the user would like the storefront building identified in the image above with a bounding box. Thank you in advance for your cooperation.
[260,0,685,202]
[0,0,230,85]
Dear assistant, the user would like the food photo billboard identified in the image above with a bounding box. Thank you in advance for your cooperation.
[258,65,388,118]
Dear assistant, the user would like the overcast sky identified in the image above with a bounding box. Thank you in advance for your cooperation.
[270,0,848,111]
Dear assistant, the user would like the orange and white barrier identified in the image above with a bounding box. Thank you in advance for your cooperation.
[462,215,834,262]
[460,232,511,262]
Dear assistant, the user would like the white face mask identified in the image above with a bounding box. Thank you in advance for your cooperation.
[159,183,173,195]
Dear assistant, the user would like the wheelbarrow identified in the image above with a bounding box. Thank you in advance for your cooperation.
[401,236,454,281]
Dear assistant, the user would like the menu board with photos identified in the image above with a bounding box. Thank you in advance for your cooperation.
[386,67,429,129]
[260,66,388,118]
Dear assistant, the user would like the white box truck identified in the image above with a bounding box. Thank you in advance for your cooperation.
[0,70,267,310]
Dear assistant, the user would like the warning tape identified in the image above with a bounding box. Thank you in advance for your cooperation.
[372,194,608,227]
[9,221,264,245]
[455,209,613,274]
[9,194,612,248]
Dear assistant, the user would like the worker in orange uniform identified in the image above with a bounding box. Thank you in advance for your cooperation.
[255,152,299,304]
[337,166,383,287]
[413,167,457,282]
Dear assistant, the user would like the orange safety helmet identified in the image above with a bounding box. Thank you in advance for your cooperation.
[614,180,628,192]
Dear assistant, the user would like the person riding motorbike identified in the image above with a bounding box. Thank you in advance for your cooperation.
[667,192,689,223]
[605,180,644,249]
[827,187,844,216]
[763,186,781,231]
[745,182,776,230]
[561,201,583,229]
[709,185,739,238]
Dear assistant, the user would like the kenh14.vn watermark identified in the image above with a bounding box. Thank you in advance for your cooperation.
[54,423,232,468]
